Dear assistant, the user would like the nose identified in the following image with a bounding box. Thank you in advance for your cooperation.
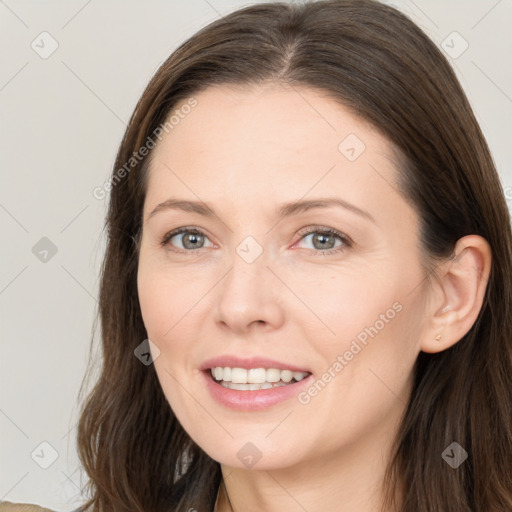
[214,244,286,334]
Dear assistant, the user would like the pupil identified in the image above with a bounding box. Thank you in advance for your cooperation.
[184,232,202,249]
[314,233,334,250]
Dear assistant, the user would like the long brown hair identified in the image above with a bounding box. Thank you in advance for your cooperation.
[76,1,512,510]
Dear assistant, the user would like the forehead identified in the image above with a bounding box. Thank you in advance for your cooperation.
[160,83,386,161]
[145,83,406,224]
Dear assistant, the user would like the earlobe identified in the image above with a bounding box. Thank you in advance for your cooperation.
[420,235,492,354]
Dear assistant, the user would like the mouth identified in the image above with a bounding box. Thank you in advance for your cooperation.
[206,366,312,391]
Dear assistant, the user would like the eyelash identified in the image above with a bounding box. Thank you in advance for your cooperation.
[160,225,352,257]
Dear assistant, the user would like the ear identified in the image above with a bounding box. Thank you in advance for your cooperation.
[420,235,492,354]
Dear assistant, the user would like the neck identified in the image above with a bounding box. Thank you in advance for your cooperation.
[215,415,403,512]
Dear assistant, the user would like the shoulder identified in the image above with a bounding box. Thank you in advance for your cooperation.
[0,503,56,512]
[0,502,86,512]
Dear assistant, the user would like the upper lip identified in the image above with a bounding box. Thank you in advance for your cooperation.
[200,355,311,373]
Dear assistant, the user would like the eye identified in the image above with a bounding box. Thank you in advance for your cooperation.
[161,227,214,254]
[294,226,352,255]
[161,225,352,256]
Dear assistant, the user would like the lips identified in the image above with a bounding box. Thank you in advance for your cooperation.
[201,368,313,410]
[199,355,313,410]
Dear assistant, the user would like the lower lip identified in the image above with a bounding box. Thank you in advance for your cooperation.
[201,370,313,411]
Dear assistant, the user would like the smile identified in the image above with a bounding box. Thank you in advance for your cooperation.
[209,366,311,391]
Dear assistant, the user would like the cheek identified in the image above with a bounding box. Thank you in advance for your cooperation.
[289,268,402,349]
[308,254,424,350]
[137,256,207,339]
[136,261,202,418]
[137,279,174,344]
[312,289,421,417]
[300,269,422,408]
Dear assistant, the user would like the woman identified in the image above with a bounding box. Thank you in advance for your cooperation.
[3,0,511,511]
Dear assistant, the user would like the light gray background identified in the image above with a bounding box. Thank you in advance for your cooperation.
[1,0,511,510]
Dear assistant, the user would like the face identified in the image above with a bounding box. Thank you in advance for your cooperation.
[137,83,430,472]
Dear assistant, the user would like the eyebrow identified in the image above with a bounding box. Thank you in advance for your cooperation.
[147,197,375,223]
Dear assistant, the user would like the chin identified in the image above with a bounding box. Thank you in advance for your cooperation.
[195,434,308,471]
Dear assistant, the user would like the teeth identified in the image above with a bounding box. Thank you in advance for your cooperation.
[231,368,247,383]
[293,371,307,382]
[209,367,310,386]
[281,370,293,383]
[248,368,266,383]
[266,368,281,382]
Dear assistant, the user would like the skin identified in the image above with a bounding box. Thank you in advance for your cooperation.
[136,82,491,512]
